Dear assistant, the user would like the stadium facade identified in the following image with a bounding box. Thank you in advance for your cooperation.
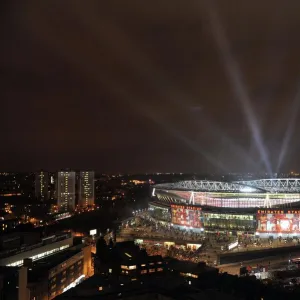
[150,179,300,237]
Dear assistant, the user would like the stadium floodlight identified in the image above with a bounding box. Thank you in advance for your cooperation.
[152,188,156,197]
[239,187,256,193]
[189,191,195,205]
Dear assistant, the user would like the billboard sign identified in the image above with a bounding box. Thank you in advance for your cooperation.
[257,212,300,233]
[90,229,97,236]
[171,205,202,228]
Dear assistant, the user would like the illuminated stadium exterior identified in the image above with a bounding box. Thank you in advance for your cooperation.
[150,179,300,237]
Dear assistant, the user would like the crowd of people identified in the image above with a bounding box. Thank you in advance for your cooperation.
[166,245,206,263]
[141,243,168,257]
[122,214,206,243]
[235,235,300,251]
[140,242,211,264]
[119,214,223,264]
[118,212,300,267]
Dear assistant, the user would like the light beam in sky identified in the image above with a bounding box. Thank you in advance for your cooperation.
[205,1,272,174]
[276,85,300,172]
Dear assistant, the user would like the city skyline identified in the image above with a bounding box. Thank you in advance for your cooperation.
[2,1,300,173]
[1,2,300,297]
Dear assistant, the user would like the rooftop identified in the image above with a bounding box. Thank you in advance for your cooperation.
[55,274,238,300]
[28,244,85,282]
[101,241,163,265]
[168,260,218,275]
[0,232,72,259]
[55,273,186,299]
[154,178,300,193]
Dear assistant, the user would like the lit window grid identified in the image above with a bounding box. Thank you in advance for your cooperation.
[6,245,70,267]
[79,172,94,207]
[57,172,76,211]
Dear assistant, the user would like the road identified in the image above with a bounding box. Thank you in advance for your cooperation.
[218,253,300,275]
[229,239,299,253]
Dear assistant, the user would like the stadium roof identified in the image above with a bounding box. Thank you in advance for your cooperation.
[154,178,300,193]
[235,179,300,193]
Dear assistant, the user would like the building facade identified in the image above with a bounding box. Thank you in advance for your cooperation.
[57,171,76,212]
[17,244,92,300]
[35,171,49,201]
[151,179,300,237]
[0,233,73,267]
[78,171,95,207]
[49,172,56,201]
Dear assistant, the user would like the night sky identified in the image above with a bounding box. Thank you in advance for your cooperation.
[1,1,300,173]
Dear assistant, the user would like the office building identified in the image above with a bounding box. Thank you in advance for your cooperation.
[57,246,219,300]
[78,171,95,207]
[35,171,49,201]
[0,243,92,300]
[0,232,73,267]
[57,171,76,212]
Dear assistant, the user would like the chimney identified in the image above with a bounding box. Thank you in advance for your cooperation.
[23,258,33,268]
[18,266,30,300]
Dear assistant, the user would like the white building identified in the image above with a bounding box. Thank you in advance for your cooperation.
[1,233,73,267]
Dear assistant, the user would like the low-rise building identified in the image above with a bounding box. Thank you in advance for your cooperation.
[0,233,73,267]
[0,244,92,300]
[94,240,165,281]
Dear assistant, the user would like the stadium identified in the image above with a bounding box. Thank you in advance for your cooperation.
[149,179,300,237]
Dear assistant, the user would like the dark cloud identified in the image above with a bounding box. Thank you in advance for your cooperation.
[1,0,300,173]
